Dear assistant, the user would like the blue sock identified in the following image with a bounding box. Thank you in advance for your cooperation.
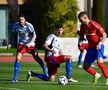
[13,60,20,80]
[66,60,72,79]
[78,52,83,66]
[31,71,49,81]
[37,58,49,77]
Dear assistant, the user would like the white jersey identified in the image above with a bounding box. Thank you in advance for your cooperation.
[12,22,36,46]
[44,34,62,57]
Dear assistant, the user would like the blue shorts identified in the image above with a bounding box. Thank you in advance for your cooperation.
[84,44,105,63]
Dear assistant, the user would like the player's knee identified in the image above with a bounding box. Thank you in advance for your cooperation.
[32,52,38,57]
[83,62,90,70]
[97,58,103,63]
[83,65,87,70]
[17,53,22,60]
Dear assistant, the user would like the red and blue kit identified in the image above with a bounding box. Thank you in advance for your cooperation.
[13,22,37,55]
[79,20,105,63]
[80,20,104,48]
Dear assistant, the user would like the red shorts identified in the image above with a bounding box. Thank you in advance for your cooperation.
[79,43,88,52]
[17,44,37,56]
[46,55,65,77]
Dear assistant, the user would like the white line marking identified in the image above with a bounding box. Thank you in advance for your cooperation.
[0,87,24,90]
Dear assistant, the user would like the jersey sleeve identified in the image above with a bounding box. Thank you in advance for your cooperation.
[91,21,105,35]
[44,34,54,45]
[27,22,36,36]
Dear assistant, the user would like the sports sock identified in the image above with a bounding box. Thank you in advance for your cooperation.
[86,67,96,75]
[13,60,20,80]
[31,71,49,81]
[78,52,83,66]
[37,57,49,77]
[98,62,108,79]
[66,60,72,79]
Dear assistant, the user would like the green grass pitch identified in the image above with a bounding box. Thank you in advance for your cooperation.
[0,62,108,90]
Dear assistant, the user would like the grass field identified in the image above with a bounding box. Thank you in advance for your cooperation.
[0,62,108,90]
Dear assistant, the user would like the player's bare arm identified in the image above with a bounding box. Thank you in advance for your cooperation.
[26,34,36,48]
[97,32,107,49]
[43,43,52,52]
[43,43,56,54]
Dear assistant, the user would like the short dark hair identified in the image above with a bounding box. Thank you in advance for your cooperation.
[55,24,63,29]
[18,13,25,18]
[78,11,87,19]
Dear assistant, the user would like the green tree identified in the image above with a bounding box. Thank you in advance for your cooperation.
[41,0,78,37]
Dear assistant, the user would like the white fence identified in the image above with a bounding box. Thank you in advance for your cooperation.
[61,38,108,62]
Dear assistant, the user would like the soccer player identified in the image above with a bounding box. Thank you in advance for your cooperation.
[27,24,78,82]
[77,23,96,68]
[78,11,108,85]
[7,13,48,82]
[78,39,88,68]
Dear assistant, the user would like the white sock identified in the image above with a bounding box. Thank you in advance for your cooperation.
[95,73,100,76]
[107,79,108,82]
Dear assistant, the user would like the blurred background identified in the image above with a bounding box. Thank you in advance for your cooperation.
[0,0,107,49]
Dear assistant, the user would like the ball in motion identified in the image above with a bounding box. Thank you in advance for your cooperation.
[58,75,68,85]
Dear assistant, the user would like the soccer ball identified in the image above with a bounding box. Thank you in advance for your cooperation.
[58,75,68,85]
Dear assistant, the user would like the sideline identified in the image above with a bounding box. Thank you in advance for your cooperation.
[0,53,44,56]
[0,87,24,90]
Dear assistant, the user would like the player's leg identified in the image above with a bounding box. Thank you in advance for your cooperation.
[12,53,22,82]
[47,61,58,81]
[27,56,51,82]
[77,43,83,68]
[27,71,49,82]
[83,62,101,84]
[27,46,49,78]
[97,44,108,85]
[78,50,96,68]
[66,60,78,82]
[12,44,26,82]
[78,43,88,68]
[65,55,78,82]
[77,42,85,68]
[54,55,72,79]
[83,48,101,84]
[62,55,72,80]
[32,54,49,77]
[55,55,78,82]
[66,59,72,79]
[97,59,108,85]
[27,57,58,82]
[78,50,83,68]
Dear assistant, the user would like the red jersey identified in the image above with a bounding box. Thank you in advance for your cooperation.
[79,42,88,51]
[80,20,105,48]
